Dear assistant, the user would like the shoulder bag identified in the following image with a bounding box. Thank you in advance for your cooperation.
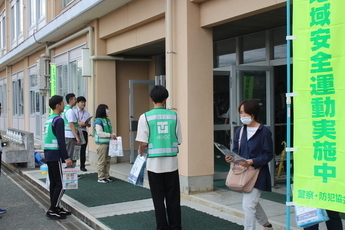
[225,126,260,193]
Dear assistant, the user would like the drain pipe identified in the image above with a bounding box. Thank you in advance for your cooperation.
[166,0,174,110]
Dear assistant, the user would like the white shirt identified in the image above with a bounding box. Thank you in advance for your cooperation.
[65,107,78,138]
[246,127,258,140]
[74,108,91,131]
[136,112,182,173]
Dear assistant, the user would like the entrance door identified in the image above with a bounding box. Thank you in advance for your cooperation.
[129,80,155,163]
[213,65,274,180]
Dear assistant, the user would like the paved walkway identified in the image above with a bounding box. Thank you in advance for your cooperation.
[2,161,342,230]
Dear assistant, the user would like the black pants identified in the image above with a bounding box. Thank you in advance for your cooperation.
[304,210,343,230]
[80,131,88,169]
[47,160,64,211]
[148,170,182,230]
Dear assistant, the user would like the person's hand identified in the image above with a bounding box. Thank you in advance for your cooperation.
[138,144,148,156]
[225,156,234,163]
[76,138,81,144]
[110,134,117,139]
[78,121,85,126]
[239,159,253,168]
[65,158,73,167]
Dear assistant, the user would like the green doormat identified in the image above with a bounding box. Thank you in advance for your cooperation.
[98,206,242,230]
[42,173,152,207]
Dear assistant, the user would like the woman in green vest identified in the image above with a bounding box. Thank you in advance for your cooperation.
[94,104,117,183]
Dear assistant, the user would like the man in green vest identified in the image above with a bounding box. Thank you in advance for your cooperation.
[136,85,182,230]
[61,93,82,169]
[44,95,72,219]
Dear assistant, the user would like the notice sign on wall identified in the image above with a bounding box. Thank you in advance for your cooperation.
[293,0,345,212]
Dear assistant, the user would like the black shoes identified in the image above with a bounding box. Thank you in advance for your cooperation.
[80,167,87,172]
[46,211,66,219]
[57,207,71,216]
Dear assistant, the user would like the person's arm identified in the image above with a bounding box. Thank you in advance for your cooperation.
[95,123,116,139]
[135,114,149,155]
[53,118,72,166]
[67,110,80,144]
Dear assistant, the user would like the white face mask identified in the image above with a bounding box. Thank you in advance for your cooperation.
[240,116,252,125]
[106,109,110,115]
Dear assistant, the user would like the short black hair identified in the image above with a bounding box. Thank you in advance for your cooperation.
[77,96,86,103]
[238,99,260,121]
[150,85,169,103]
[66,93,76,104]
[49,95,63,110]
[95,104,108,118]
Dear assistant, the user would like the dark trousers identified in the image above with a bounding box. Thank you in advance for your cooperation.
[148,170,182,230]
[47,160,64,211]
[304,210,343,230]
[80,131,88,169]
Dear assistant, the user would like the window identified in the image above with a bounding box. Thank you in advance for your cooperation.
[0,79,7,115]
[10,0,23,47]
[28,0,46,31]
[29,66,46,116]
[242,31,266,64]
[62,0,73,8]
[0,11,6,55]
[54,46,87,98]
[12,72,24,116]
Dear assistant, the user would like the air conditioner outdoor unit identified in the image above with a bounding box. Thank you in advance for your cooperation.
[37,59,46,90]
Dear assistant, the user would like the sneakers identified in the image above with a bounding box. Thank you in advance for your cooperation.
[263,224,273,230]
[106,177,114,182]
[57,207,71,216]
[97,179,109,183]
[0,209,6,214]
[46,211,66,219]
[77,175,82,179]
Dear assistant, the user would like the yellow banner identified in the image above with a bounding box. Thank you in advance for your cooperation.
[293,0,345,212]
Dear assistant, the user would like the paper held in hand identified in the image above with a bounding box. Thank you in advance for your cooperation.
[214,142,247,164]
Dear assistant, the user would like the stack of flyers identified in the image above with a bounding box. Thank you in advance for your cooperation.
[214,142,248,164]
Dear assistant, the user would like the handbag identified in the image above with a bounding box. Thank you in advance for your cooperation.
[108,136,124,157]
[295,206,329,228]
[76,128,86,146]
[128,155,147,186]
[225,126,260,193]
[226,163,260,193]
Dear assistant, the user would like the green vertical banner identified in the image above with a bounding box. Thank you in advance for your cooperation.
[50,64,56,97]
[243,76,254,100]
[293,0,345,212]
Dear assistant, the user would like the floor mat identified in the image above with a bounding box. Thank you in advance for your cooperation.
[42,173,152,207]
[98,206,243,230]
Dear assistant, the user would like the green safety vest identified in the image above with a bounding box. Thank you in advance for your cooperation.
[61,105,78,131]
[44,113,60,150]
[94,118,113,144]
[145,108,179,158]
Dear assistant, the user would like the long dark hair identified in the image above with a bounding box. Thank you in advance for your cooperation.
[95,104,108,118]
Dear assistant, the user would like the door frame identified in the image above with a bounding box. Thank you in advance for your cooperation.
[129,80,155,163]
[213,65,275,183]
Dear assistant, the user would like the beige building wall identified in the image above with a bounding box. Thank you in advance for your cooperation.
[200,0,286,27]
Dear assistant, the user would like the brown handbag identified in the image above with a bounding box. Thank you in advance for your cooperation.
[225,126,260,193]
[226,163,260,193]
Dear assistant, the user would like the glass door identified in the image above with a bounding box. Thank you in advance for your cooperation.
[129,80,155,163]
[213,65,274,180]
